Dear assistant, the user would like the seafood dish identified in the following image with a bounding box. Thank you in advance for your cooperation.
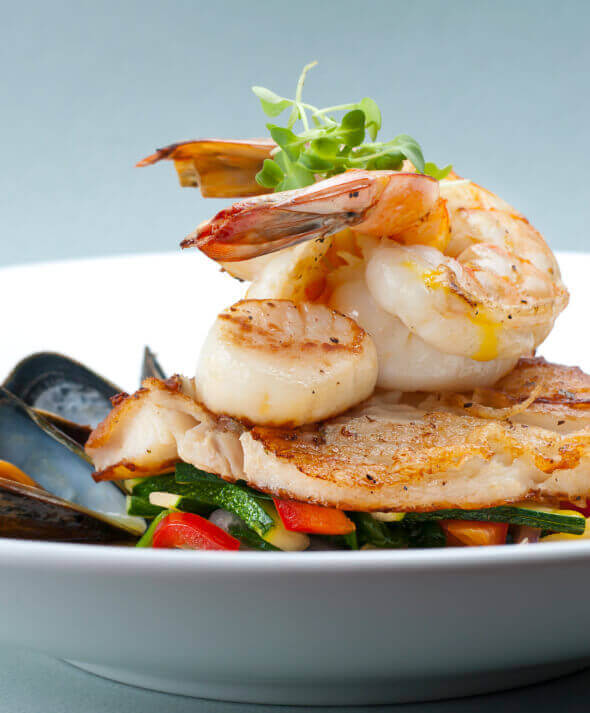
[3,63,590,551]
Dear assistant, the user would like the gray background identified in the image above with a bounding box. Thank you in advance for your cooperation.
[1,0,589,267]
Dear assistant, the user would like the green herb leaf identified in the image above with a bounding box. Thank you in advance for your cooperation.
[322,530,359,550]
[310,136,343,159]
[287,103,300,129]
[252,63,449,191]
[424,162,453,180]
[267,125,303,160]
[404,521,446,548]
[359,97,381,140]
[343,529,359,550]
[393,134,425,173]
[255,158,284,188]
[277,166,315,191]
[252,86,293,117]
[339,109,366,147]
[367,151,405,171]
[273,150,315,191]
[351,513,409,549]
[299,151,334,172]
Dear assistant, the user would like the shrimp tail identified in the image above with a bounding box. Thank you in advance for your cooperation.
[136,138,275,197]
[183,170,439,262]
[183,206,363,261]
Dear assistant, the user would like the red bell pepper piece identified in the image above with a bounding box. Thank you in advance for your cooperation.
[151,512,240,550]
[273,498,355,535]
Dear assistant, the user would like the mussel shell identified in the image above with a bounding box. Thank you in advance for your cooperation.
[141,346,167,382]
[0,477,136,543]
[0,387,144,542]
[3,352,121,429]
[31,410,92,448]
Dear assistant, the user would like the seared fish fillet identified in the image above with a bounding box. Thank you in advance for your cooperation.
[86,359,590,511]
[87,377,246,482]
[465,357,590,433]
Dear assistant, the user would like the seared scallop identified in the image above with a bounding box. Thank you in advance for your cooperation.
[195,299,378,427]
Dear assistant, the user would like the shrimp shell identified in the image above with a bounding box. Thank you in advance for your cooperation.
[137,138,274,197]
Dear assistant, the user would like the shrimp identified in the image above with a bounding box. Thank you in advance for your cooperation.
[183,170,568,391]
[362,176,568,363]
[182,169,440,261]
[329,274,518,391]
[195,299,378,426]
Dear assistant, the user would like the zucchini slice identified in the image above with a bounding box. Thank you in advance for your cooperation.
[541,518,590,542]
[227,523,280,551]
[405,504,585,535]
[126,495,164,518]
[135,510,171,548]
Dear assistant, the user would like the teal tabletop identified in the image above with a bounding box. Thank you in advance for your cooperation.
[0,644,587,713]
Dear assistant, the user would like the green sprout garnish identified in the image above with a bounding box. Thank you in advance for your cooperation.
[253,61,452,192]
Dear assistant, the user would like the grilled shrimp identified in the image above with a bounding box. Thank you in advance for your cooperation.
[183,170,568,391]
[195,299,378,426]
[330,274,518,391]
[183,169,440,261]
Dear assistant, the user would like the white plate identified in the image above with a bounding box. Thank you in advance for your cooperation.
[0,251,589,706]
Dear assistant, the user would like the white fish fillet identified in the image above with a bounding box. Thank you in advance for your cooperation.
[86,359,590,511]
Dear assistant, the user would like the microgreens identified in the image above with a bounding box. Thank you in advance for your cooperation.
[253,62,452,192]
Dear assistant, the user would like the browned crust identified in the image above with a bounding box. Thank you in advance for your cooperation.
[249,414,490,484]
[244,404,590,511]
[465,358,590,424]
[494,357,590,406]
[92,461,177,483]
[218,299,368,354]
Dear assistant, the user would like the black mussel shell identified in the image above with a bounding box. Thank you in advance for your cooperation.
[3,352,122,430]
[0,388,144,542]
[141,346,167,382]
[0,478,136,543]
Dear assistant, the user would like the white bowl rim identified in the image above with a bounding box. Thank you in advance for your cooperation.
[1,536,589,575]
